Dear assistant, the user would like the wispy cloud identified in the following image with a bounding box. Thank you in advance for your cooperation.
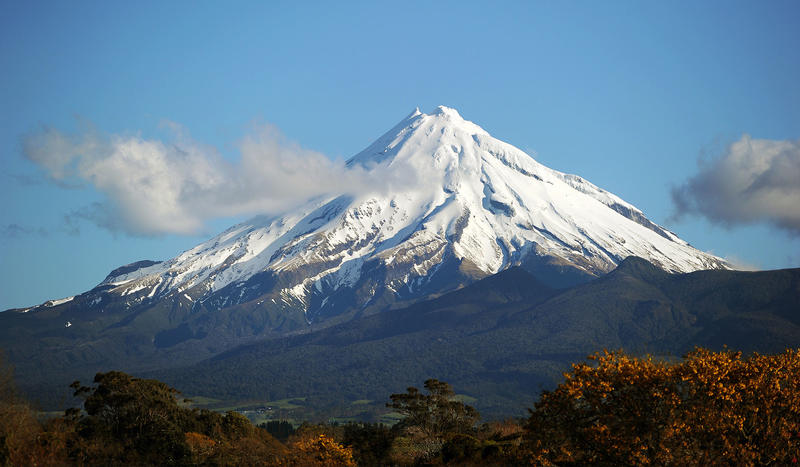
[5,173,45,186]
[721,254,761,272]
[671,135,800,236]
[1,218,81,239]
[0,224,49,239]
[23,122,412,236]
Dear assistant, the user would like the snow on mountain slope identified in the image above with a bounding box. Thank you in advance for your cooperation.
[99,106,728,319]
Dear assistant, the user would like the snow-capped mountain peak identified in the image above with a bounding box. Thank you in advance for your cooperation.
[99,106,727,320]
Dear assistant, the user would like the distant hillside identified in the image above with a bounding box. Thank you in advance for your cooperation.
[149,258,800,419]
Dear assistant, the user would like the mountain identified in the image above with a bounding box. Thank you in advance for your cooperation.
[21,106,725,317]
[2,106,731,409]
[149,259,800,420]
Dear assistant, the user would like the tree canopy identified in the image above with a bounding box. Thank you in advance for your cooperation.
[525,348,800,465]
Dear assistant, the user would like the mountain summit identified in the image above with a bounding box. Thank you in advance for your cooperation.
[2,107,736,408]
[88,106,726,323]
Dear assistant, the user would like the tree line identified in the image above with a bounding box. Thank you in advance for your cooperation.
[2,347,800,465]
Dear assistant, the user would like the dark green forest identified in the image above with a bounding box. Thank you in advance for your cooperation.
[147,260,800,421]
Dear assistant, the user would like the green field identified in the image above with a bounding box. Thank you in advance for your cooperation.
[452,394,477,404]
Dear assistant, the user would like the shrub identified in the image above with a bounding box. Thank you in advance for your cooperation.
[525,348,800,465]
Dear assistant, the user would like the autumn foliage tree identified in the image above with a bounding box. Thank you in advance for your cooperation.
[524,348,800,465]
[286,433,356,466]
[0,352,63,466]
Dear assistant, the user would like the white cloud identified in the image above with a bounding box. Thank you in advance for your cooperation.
[671,135,800,236]
[23,122,409,236]
[721,254,761,272]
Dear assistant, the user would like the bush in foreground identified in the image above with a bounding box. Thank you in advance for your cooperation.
[525,348,800,465]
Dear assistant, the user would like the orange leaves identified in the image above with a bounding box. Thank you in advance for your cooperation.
[185,431,216,459]
[287,434,356,467]
[526,347,800,465]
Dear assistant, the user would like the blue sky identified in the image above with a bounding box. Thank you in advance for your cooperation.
[2,1,799,309]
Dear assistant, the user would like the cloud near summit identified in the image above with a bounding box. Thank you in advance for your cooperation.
[671,135,800,236]
[23,123,409,236]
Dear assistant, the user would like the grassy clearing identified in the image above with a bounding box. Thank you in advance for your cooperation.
[452,394,477,404]
[178,394,404,426]
[379,411,404,425]
[266,397,307,410]
[182,395,307,413]
[183,395,223,406]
